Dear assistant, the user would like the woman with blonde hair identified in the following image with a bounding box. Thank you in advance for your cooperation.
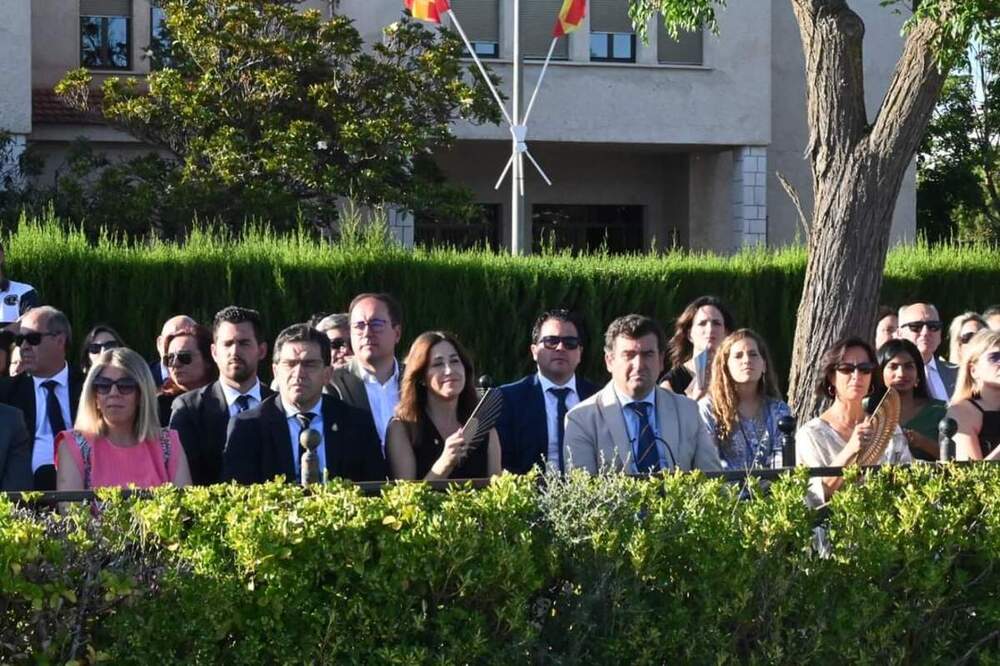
[947,312,988,365]
[698,329,791,470]
[56,347,191,490]
[947,329,1000,461]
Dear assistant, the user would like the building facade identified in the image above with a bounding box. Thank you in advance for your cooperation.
[2,0,916,253]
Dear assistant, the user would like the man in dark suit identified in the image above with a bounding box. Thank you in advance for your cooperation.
[0,403,32,490]
[169,306,273,485]
[0,306,83,490]
[223,323,385,484]
[149,314,196,388]
[327,293,403,451]
[496,308,599,474]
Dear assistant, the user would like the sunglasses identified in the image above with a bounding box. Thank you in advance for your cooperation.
[15,330,60,347]
[900,320,942,333]
[538,335,581,351]
[92,377,139,396]
[163,351,194,367]
[88,341,120,355]
[329,338,351,351]
[835,362,876,375]
[959,331,980,345]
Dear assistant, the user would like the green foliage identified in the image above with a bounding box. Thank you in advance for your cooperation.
[3,466,1000,663]
[5,217,1000,386]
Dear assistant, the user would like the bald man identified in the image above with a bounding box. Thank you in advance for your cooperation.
[897,302,958,401]
[150,315,197,387]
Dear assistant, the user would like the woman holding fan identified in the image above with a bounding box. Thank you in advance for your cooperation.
[386,331,501,480]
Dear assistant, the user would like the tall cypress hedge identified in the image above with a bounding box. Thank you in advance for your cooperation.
[6,217,1000,386]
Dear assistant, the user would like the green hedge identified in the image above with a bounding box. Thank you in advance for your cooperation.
[6,217,1000,384]
[3,466,1000,663]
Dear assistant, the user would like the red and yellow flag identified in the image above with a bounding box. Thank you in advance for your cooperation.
[404,0,451,24]
[552,0,586,37]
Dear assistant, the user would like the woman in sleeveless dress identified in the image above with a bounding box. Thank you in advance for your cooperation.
[56,347,191,490]
[947,329,1000,461]
[386,331,500,480]
[660,296,735,401]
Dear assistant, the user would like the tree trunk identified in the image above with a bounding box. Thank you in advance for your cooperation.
[786,0,949,420]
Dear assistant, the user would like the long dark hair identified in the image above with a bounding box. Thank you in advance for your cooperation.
[876,338,930,400]
[79,324,126,374]
[815,336,880,400]
[396,331,478,447]
[668,296,736,369]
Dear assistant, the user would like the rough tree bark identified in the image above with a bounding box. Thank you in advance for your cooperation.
[786,0,949,419]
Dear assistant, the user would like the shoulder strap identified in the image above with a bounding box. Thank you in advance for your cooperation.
[159,429,172,479]
[71,430,92,489]
[970,400,986,415]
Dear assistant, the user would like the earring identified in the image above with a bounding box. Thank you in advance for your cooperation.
[826,384,835,398]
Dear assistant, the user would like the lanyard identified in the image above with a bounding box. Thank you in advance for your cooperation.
[736,402,776,469]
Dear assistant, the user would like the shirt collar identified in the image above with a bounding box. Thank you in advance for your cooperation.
[360,358,399,386]
[926,357,940,373]
[537,371,577,395]
[32,363,70,389]
[613,384,656,409]
[281,397,323,420]
[220,379,262,406]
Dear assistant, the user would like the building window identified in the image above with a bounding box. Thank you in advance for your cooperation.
[415,204,500,250]
[149,6,173,69]
[521,0,568,60]
[657,19,703,65]
[80,0,132,70]
[532,205,644,254]
[449,0,500,59]
[589,32,635,62]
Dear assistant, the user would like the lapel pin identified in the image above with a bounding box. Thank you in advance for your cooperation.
[330,422,338,432]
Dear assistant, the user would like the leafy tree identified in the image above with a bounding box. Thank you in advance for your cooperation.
[918,29,1000,242]
[632,0,999,417]
[56,0,499,234]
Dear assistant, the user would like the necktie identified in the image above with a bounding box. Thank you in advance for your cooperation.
[295,412,316,440]
[627,401,660,473]
[549,387,572,474]
[234,394,252,413]
[41,380,66,435]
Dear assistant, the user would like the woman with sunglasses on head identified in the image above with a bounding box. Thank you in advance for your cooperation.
[796,337,911,507]
[947,330,1000,461]
[698,329,791,470]
[156,325,218,426]
[79,324,125,375]
[55,347,191,490]
[386,331,501,480]
[875,339,945,460]
[661,296,736,401]
[947,312,988,365]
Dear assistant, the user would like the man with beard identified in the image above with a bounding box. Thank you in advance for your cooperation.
[169,306,272,485]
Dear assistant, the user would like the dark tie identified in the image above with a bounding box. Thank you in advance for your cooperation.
[234,394,252,413]
[41,380,67,435]
[295,412,316,438]
[627,401,660,473]
[549,387,572,474]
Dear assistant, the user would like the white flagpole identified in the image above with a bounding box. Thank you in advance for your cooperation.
[445,9,512,127]
[523,37,558,125]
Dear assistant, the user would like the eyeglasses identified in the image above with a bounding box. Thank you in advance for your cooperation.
[351,319,387,333]
[538,335,581,351]
[835,362,876,375]
[986,351,1000,366]
[15,330,60,347]
[900,320,942,333]
[88,341,120,355]
[329,338,351,351]
[163,351,194,367]
[92,377,139,396]
[959,331,980,345]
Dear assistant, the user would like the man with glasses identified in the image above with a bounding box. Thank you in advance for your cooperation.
[0,306,83,490]
[149,314,197,388]
[328,293,403,450]
[0,244,38,326]
[496,309,598,474]
[169,307,274,485]
[222,323,384,484]
[315,313,354,370]
[897,302,957,401]
[563,314,721,475]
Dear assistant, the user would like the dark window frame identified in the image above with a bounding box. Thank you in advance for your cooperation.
[589,31,636,63]
[465,40,500,59]
[80,12,133,71]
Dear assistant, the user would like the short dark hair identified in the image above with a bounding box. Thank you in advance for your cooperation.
[604,314,666,353]
[213,306,264,343]
[273,323,331,366]
[876,338,930,400]
[815,336,879,399]
[531,308,586,347]
[876,304,896,323]
[348,292,403,327]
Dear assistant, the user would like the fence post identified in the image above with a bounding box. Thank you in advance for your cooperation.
[300,429,322,485]
[938,416,957,462]
[477,375,495,399]
[778,415,797,467]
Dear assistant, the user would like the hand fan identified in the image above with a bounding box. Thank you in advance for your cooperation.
[856,387,901,466]
[462,388,505,449]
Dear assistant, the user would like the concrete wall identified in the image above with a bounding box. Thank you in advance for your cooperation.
[768,0,917,247]
[0,0,32,135]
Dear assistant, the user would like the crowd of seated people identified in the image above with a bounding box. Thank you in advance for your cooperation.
[0,247,998,506]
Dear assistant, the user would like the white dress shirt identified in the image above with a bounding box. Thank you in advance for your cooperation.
[537,372,579,470]
[924,357,949,401]
[220,379,263,417]
[281,397,325,477]
[612,385,671,472]
[31,364,72,472]
[360,359,400,448]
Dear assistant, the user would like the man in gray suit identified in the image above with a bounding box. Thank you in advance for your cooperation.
[897,302,957,401]
[0,403,32,490]
[564,314,721,474]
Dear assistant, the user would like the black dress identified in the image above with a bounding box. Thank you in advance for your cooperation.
[971,401,1000,456]
[412,414,490,479]
[661,365,694,394]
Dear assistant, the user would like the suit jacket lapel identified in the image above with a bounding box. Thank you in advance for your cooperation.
[528,376,549,460]
[655,389,682,469]
[321,397,342,478]
[267,396,296,481]
[206,381,230,440]
[597,384,633,469]
[343,360,372,414]
[18,375,37,434]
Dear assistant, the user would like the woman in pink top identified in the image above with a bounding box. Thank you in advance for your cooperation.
[56,347,192,490]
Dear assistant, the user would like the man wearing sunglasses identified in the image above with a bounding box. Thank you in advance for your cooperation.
[169,307,274,485]
[0,306,83,490]
[897,302,957,401]
[0,244,38,326]
[496,309,598,474]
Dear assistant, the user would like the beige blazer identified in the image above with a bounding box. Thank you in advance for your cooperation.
[563,382,722,474]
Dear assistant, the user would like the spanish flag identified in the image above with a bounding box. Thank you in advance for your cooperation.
[405,0,450,24]
[552,0,586,37]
